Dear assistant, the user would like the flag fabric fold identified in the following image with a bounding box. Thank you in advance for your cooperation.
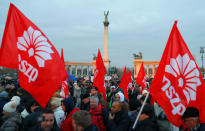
[0,3,67,107]
[60,48,69,98]
[135,62,146,94]
[119,67,132,100]
[149,21,205,127]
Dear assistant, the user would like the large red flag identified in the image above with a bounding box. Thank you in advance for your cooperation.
[135,62,146,94]
[0,4,67,107]
[93,49,106,105]
[60,48,69,98]
[149,21,205,127]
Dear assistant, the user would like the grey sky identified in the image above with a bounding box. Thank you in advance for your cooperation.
[0,0,205,68]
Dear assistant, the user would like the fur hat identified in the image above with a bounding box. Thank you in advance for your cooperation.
[50,97,62,107]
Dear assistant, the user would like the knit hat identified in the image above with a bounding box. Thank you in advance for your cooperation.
[182,107,199,119]
[0,91,8,99]
[11,96,21,105]
[50,97,62,107]
[116,92,125,102]
[142,90,148,95]
[111,86,116,89]
[141,104,154,118]
[3,101,19,113]
[91,87,98,91]
[81,93,90,100]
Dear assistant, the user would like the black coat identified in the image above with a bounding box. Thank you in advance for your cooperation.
[134,118,159,131]
[83,124,99,131]
[106,109,130,131]
[80,102,90,111]
[22,107,43,130]
[27,124,61,131]
[179,123,205,131]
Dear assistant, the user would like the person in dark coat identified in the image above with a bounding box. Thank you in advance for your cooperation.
[23,100,43,130]
[72,110,98,131]
[28,108,61,131]
[0,98,22,131]
[0,91,9,125]
[105,101,130,131]
[134,104,159,131]
[179,107,205,131]
[80,93,90,111]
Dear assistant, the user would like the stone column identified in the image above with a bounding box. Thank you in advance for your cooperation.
[75,66,78,77]
[152,64,155,78]
[93,65,96,75]
[81,66,83,76]
[70,66,72,74]
[103,11,110,70]
[87,66,89,75]
[146,65,149,78]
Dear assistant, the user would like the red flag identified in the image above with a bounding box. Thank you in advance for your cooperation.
[135,62,146,94]
[119,67,132,100]
[60,48,69,98]
[149,21,205,127]
[126,70,132,100]
[61,81,69,99]
[0,4,67,107]
[119,67,128,100]
[93,49,106,105]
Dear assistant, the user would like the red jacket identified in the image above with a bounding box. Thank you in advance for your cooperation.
[60,107,79,131]
[89,104,106,131]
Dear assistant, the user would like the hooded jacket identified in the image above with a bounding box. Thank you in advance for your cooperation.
[0,112,22,131]
[60,97,79,131]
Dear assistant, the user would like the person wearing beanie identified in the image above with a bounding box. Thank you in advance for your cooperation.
[115,92,129,112]
[0,91,9,124]
[80,93,90,111]
[50,97,65,127]
[11,96,21,105]
[115,92,125,102]
[134,104,159,131]
[180,107,205,131]
[0,100,22,130]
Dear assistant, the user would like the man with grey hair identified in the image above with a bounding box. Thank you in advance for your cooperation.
[89,96,106,130]
[72,110,98,131]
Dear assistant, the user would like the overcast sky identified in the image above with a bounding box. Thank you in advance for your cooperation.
[0,0,205,68]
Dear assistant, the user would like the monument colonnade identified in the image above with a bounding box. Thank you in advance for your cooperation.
[134,58,160,78]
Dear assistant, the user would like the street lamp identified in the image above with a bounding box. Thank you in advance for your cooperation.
[200,47,205,76]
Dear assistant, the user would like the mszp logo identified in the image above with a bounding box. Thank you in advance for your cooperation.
[17,26,54,82]
[162,54,201,115]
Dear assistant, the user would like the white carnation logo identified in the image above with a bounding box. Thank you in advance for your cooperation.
[165,53,201,104]
[17,26,53,67]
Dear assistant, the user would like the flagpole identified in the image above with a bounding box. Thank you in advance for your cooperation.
[132,92,150,129]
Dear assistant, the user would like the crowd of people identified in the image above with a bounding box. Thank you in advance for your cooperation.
[0,77,204,131]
